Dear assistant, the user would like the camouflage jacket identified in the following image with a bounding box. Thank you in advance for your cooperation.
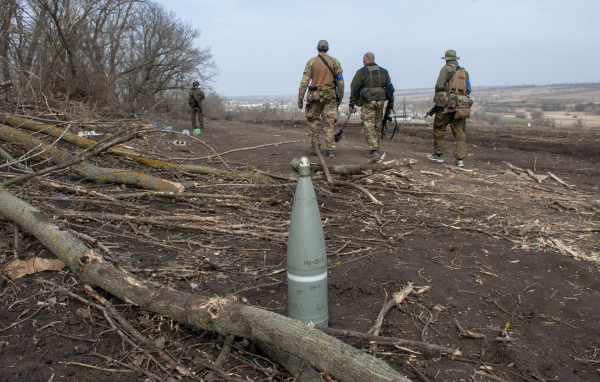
[188,88,205,108]
[349,62,392,107]
[298,53,344,103]
[435,60,471,95]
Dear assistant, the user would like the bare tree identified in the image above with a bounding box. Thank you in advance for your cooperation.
[119,2,217,106]
[2,0,217,106]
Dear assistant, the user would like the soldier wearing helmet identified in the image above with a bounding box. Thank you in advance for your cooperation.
[427,50,472,167]
[188,80,205,131]
[298,40,345,158]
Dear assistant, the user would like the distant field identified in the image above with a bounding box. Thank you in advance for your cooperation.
[400,83,600,127]
[499,116,530,126]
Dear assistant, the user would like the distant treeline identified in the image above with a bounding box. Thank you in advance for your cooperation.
[0,0,217,107]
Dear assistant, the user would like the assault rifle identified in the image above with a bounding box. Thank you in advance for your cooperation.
[381,99,399,139]
[190,91,204,114]
[425,105,440,118]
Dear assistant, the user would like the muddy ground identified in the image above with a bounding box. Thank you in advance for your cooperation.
[1,115,599,382]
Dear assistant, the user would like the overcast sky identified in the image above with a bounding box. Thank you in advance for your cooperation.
[156,0,599,97]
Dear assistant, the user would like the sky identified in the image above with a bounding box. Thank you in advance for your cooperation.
[156,0,600,97]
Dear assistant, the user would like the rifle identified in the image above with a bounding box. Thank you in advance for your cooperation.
[380,99,395,139]
[190,91,203,114]
[390,109,400,140]
[425,105,440,118]
[334,112,352,142]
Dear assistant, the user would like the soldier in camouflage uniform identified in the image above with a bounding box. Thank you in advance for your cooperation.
[188,81,205,130]
[427,50,471,167]
[298,40,344,158]
[349,52,394,158]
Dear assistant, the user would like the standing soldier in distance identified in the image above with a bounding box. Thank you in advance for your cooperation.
[188,80,205,131]
[298,40,344,158]
[348,52,394,158]
[427,50,472,167]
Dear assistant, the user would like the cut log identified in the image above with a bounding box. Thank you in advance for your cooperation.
[0,186,411,382]
[0,114,268,182]
[257,342,324,382]
[0,123,183,192]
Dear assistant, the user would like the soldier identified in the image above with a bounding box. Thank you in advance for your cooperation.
[348,52,394,158]
[298,40,344,158]
[188,81,205,131]
[427,50,472,167]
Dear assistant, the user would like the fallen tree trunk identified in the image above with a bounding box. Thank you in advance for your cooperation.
[0,186,411,382]
[108,190,281,204]
[0,123,183,192]
[0,114,268,182]
[292,157,416,175]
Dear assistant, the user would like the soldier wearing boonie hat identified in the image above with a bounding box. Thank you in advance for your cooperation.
[427,50,472,167]
[298,40,345,158]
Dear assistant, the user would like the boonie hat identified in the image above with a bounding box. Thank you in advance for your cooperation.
[317,40,329,50]
[442,50,460,60]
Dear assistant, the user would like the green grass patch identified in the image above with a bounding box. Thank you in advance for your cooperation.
[500,116,531,126]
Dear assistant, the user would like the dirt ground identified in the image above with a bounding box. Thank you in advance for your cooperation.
[1,115,599,382]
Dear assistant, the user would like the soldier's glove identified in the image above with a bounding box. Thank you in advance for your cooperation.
[298,99,303,109]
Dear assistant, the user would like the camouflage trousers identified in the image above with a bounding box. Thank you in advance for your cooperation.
[190,106,204,128]
[433,110,466,160]
[361,100,385,150]
[305,98,338,151]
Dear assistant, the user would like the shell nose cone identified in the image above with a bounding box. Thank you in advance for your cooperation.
[298,156,311,176]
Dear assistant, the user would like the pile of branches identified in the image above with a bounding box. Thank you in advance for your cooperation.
[0,110,431,381]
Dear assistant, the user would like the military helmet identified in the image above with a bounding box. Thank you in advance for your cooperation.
[192,81,199,86]
[317,40,329,50]
[442,50,460,60]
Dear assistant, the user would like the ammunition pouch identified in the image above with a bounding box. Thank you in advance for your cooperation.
[457,95,473,109]
[357,88,372,106]
[433,92,447,107]
[454,95,473,119]
[307,88,319,102]
[455,108,471,119]
[321,86,334,100]
[447,94,462,110]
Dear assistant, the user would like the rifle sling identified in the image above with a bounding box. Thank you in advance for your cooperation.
[317,55,339,99]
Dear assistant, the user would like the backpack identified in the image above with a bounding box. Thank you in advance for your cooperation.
[447,68,468,95]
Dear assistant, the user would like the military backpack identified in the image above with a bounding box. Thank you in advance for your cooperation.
[434,67,473,118]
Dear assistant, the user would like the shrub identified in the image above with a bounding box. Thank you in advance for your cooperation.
[573,115,578,118]
[541,102,566,111]
[489,116,504,125]
[573,118,586,127]
[471,110,489,121]
[532,117,556,127]
[584,104,600,115]
[530,109,544,119]
[202,92,227,120]
[515,111,527,119]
